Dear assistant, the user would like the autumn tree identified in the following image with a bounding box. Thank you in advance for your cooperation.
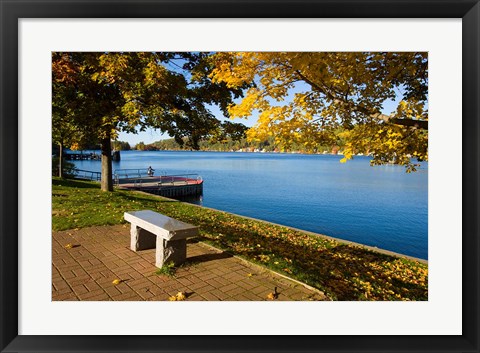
[52,52,247,191]
[52,57,96,177]
[112,140,131,151]
[210,52,428,171]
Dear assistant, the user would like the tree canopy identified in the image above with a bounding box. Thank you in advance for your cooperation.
[52,52,247,190]
[210,52,428,171]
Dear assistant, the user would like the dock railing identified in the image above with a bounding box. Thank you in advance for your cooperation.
[156,174,202,186]
[72,169,202,187]
[114,168,151,186]
[74,169,102,181]
[114,170,202,187]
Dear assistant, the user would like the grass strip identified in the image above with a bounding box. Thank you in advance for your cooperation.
[52,177,428,300]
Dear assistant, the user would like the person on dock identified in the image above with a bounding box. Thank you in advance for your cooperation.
[147,166,155,177]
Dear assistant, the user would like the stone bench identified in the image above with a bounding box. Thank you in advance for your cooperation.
[124,210,199,268]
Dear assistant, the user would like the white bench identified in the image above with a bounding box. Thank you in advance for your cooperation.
[124,210,199,268]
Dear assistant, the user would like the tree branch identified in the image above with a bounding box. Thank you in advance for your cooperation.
[294,70,428,130]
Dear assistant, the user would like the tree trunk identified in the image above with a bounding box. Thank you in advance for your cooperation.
[100,135,113,191]
[58,142,64,178]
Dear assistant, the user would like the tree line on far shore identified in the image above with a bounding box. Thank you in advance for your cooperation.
[59,135,342,154]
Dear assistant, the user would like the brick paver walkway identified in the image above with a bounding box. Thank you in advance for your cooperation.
[52,225,328,301]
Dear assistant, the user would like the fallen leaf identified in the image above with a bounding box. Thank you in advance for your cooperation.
[266,292,276,300]
[247,273,254,277]
[175,292,186,301]
[64,243,73,249]
[112,279,122,285]
[266,287,279,300]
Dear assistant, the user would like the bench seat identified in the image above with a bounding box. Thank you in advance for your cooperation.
[124,210,199,268]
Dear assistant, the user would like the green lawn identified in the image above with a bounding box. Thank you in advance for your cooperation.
[52,177,428,300]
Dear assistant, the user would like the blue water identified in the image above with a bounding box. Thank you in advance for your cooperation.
[72,151,428,259]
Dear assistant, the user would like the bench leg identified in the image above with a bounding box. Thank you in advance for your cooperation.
[156,238,187,268]
[130,225,156,251]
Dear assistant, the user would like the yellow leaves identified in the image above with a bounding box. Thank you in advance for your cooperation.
[143,60,167,85]
[112,279,122,285]
[210,52,258,88]
[211,51,428,168]
[267,293,277,300]
[266,287,279,300]
[228,88,269,119]
[258,254,270,263]
[64,243,73,249]
[121,101,141,119]
[168,292,186,301]
[395,99,427,121]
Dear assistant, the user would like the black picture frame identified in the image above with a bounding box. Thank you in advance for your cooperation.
[1,1,478,352]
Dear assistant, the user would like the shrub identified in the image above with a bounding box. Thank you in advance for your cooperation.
[52,156,78,178]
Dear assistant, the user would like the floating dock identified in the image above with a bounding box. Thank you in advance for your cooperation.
[71,168,203,198]
[114,169,203,198]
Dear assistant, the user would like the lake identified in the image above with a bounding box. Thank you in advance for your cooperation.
[71,150,428,259]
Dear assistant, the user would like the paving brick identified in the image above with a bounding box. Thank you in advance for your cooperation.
[147,293,170,301]
[127,278,152,291]
[52,292,79,301]
[190,284,215,294]
[52,225,328,302]
[61,270,77,280]
[137,289,156,300]
[204,278,224,289]
[84,281,103,292]
[232,294,251,301]
[104,285,123,298]
[176,277,194,287]
[197,272,219,281]
[210,276,231,286]
[78,289,106,300]
[209,290,231,300]
[225,286,249,297]
[53,287,76,297]
[187,280,210,291]
[241,291,264,301]
[111,292,144,301]
[69,275,92,287]
[199,292,220,301]
[53,279,71,291]
[186,294,205,301]
[219,283,238,293]
[210,268,229,276]
[71,284,90,296]
[250,285,271,295]
[236,280,258,290]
